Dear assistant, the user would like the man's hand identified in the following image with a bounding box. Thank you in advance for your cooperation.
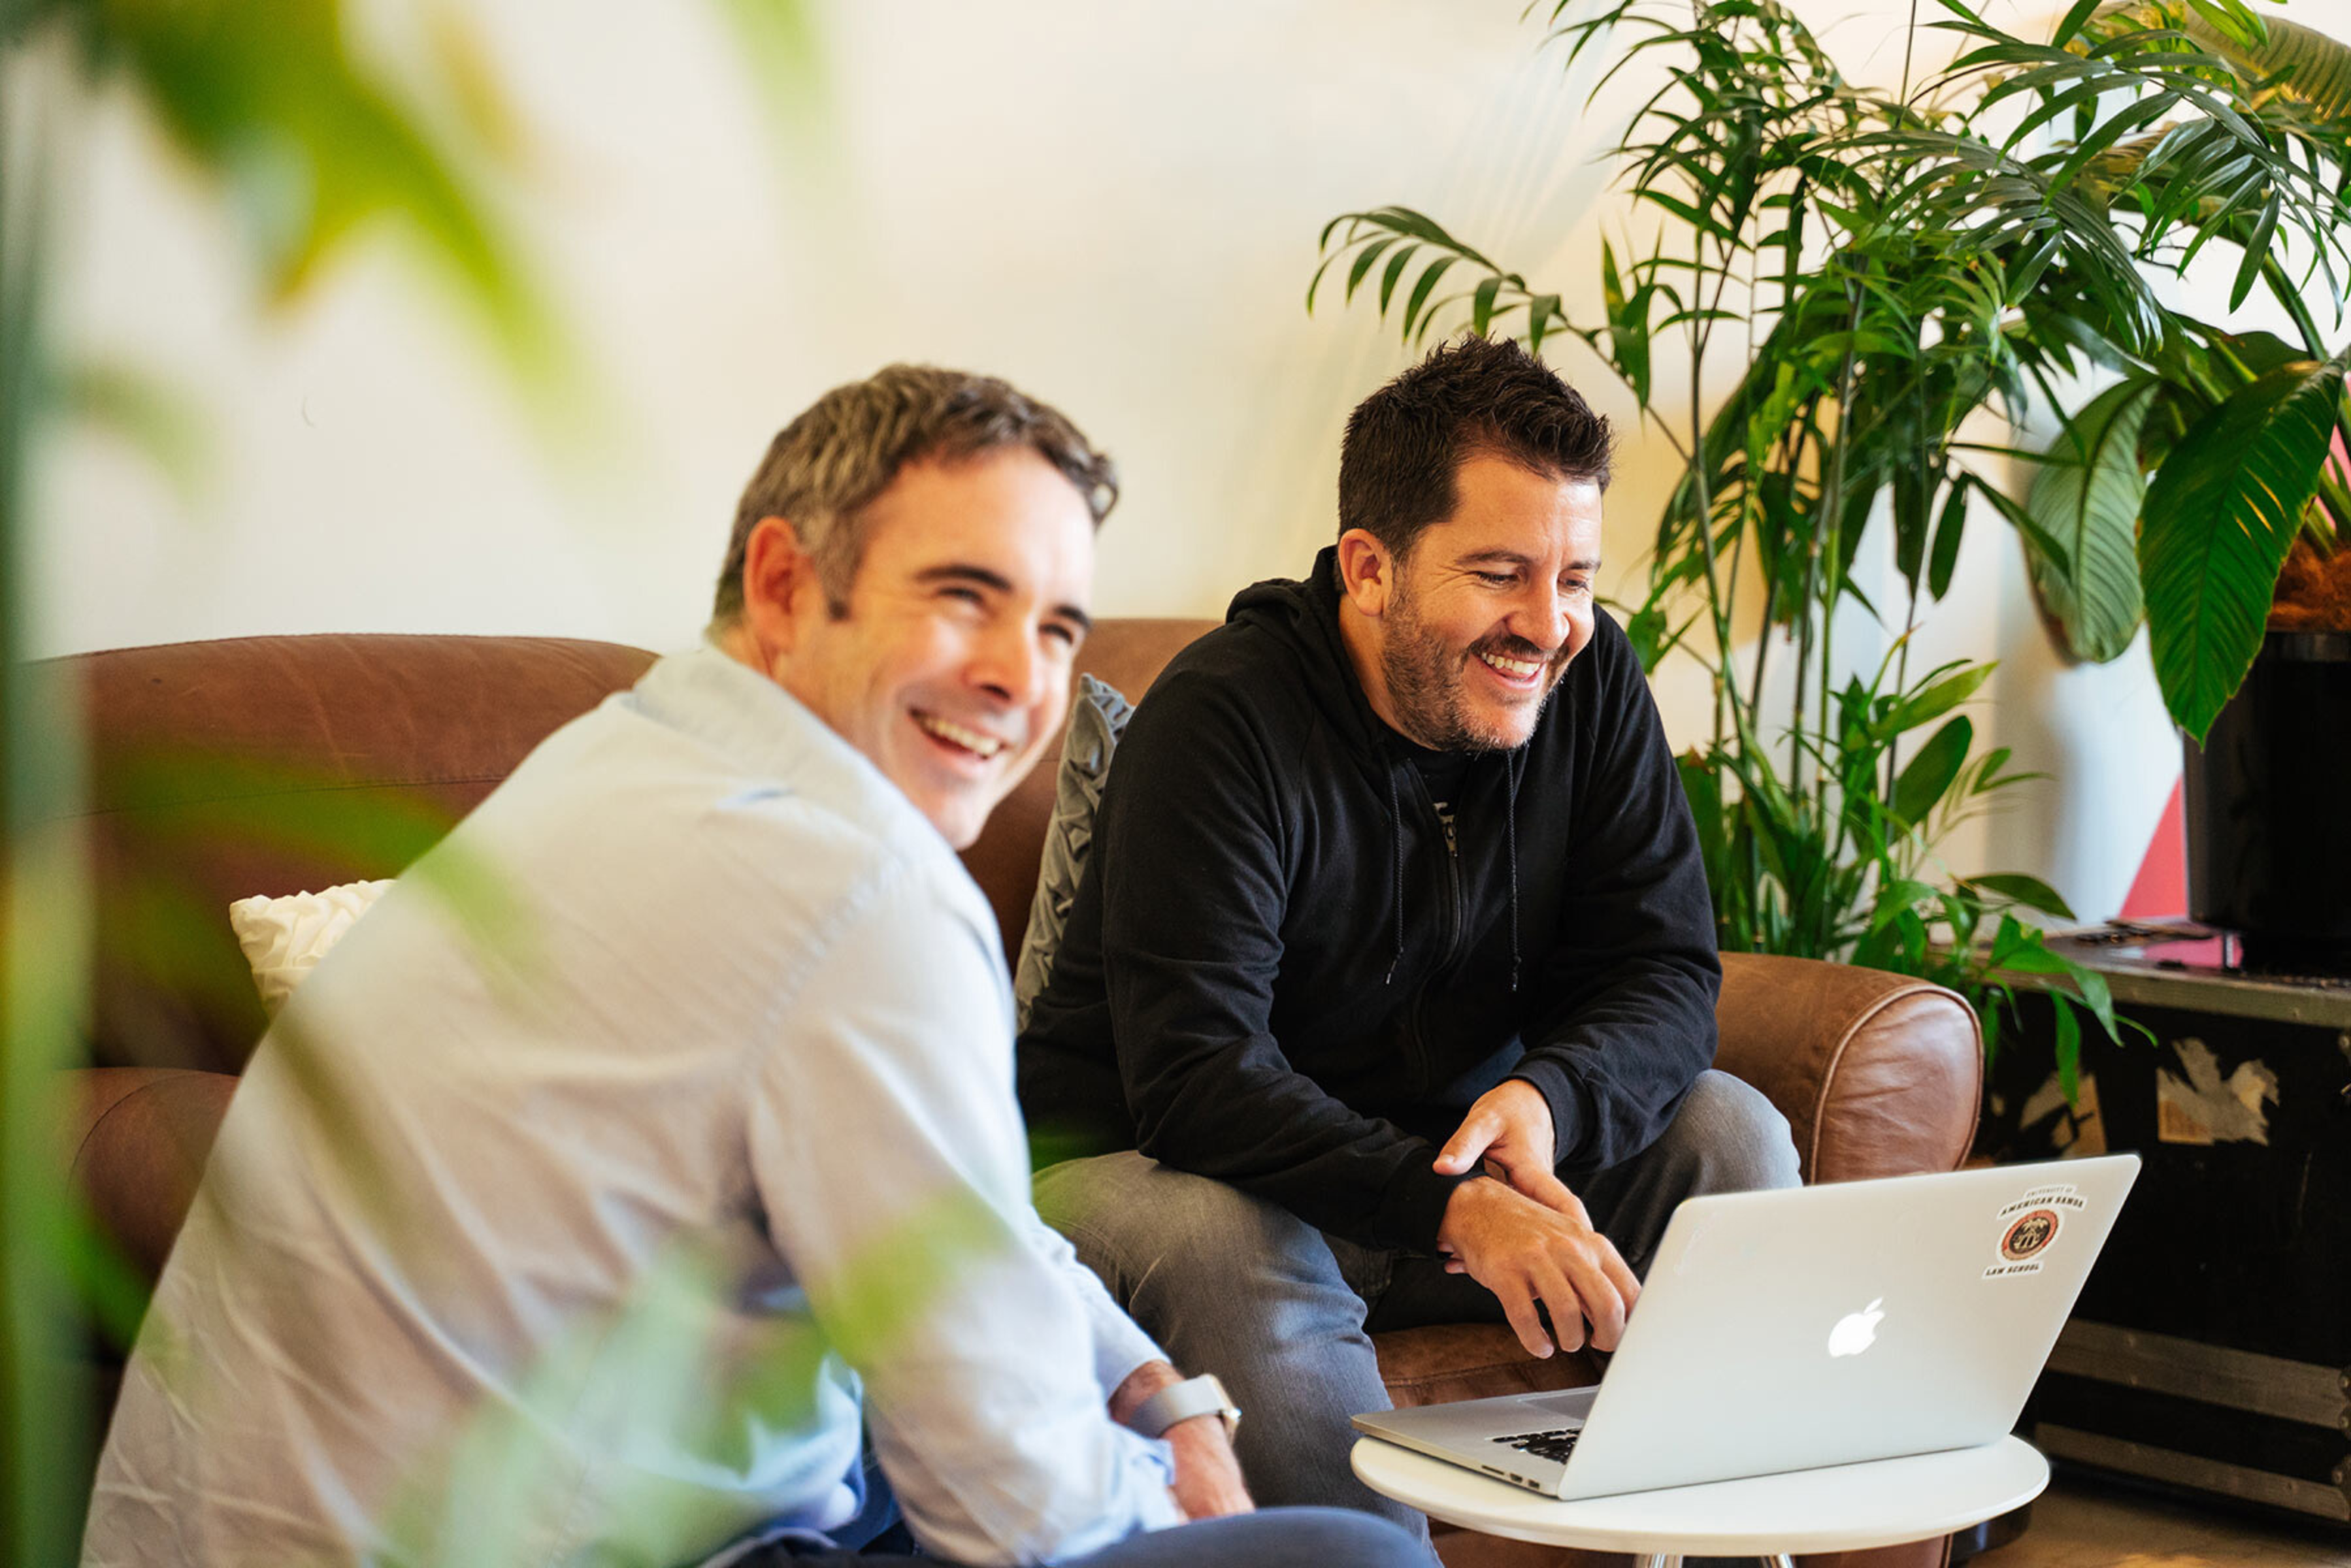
[1434,1079,1579,1214]
[1108,1361,1254,1521]
[1435,1176,1640,1360]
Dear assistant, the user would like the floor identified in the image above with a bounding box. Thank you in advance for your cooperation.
[1976,1471,2351,1567]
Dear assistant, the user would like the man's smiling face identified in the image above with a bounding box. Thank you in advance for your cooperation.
[780,446,1094,847]
[1359,451,1604,753]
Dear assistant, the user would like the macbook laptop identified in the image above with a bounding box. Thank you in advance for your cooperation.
[1351,1154,2138,1499]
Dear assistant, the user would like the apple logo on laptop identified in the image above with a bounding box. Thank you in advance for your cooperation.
[1828,1298,1885,1358]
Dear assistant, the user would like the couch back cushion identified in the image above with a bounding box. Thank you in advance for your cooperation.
[961,619,1214,968]
[62,621,1216,1076]
[65,635,658,1073]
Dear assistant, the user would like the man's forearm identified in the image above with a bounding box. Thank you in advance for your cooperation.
[1104,1360,1255,1520]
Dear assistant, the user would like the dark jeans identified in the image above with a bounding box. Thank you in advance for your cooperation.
[732,1509,1424,1568]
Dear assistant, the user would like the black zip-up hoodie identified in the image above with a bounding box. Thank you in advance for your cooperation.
[1016,549,1720,1253]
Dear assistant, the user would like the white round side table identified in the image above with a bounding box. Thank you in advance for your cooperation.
[1352,1433,2049,1568]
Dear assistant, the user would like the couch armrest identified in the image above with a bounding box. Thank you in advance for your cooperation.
[1714,954,1981,1184]
[58,1068,238,1290]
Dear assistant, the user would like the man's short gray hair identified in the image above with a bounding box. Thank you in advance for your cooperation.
[712,364,1119,623]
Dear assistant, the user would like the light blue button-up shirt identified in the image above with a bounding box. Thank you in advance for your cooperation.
[86,645,1180,1568]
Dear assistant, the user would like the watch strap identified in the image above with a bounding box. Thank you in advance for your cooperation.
[1129,1373,1240,1438]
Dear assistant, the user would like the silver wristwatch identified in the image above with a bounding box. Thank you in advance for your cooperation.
[1130,1373,1241,1439]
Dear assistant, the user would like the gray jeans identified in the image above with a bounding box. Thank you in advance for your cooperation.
[1032,1071,1802,1538]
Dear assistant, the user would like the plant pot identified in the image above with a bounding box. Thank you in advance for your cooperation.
[2181,630,2351,971]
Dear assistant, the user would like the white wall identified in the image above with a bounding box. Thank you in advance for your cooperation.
[33,0,2253,921]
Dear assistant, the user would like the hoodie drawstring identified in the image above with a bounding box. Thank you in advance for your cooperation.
[1504,750,1522,994]
[1385,768,1406,985]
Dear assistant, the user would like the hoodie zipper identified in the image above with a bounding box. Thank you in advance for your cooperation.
[1406,763,1468,968]
[1403,762,1468,1095]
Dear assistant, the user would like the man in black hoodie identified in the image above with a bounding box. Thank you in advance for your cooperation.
[1017,337,1800,1530]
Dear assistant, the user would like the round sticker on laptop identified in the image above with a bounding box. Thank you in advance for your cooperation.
[1984,1184,2084,1279]
[2000,1209,2059,1260]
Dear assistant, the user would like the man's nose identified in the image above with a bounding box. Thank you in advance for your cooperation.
[972,618,1047,706]
[1511,586,1572,652]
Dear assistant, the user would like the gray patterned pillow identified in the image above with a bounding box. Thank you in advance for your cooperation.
[1013,674,1133,1032]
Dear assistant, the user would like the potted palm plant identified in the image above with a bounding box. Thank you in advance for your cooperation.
[1307,0,2349,1077]
[1960,4,2351,966]
[1307,0,2141,1086]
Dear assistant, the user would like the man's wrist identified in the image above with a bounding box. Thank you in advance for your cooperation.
[1436,1169,1509,1248]
[1396,1157,1481,1256]
[1110,1360,1184,1428]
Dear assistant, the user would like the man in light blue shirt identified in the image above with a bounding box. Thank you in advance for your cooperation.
[85,367,1421,1568]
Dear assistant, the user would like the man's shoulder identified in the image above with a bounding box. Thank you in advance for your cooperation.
[470,651,988,951]
[1134,616,1325,740]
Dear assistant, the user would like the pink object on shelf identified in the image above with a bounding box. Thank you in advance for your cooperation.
[2118,777,2186,922]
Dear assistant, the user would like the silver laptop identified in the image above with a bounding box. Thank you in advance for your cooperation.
[1352,1155,2138,1499]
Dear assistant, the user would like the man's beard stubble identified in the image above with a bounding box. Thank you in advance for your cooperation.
[1377,581,1564,754]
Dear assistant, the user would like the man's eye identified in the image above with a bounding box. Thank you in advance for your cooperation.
[940,586,985,608]
[1042,622,1083,651]
[1475,571,1516,587]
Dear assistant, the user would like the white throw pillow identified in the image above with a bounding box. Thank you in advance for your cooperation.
[229,879,395,1016]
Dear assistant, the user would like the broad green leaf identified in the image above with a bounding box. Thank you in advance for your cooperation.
[1377,245,1418,315]
[712,0,828,147]
[2054,0,2111,48]
[1971,472,2075,574]
[1867,879,1943,934]
[1881,662,1995,738]
[1892,715,1973,829]
[2229,197,2279,313]
[2142,353,2347,741]
[1676,749,1731,897]
[1962,873,2079,919]
[1526,293,1560,354]
[1345,238,1400,302]
[2151,2,2351,118]
[55,356,212,505]
[1472,276,1503,338]
[2210,329,2310,384]
[1400,257,1458,343]
[1990,938,2075,977]
[95,0,553,382]
[2071,964,2120,1041]
[2054,992,2082,1104]
[1928,474,1968,601]
[2026,376,2155,662]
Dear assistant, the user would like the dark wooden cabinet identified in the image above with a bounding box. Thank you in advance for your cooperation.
[1984,939,2350,1527]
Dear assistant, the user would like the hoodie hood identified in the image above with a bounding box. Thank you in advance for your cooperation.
[1225,547,1400,770]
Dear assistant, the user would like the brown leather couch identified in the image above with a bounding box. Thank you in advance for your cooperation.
[54,627,1981,1566]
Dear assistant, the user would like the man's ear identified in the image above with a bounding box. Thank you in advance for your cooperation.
[1335,528,1398,619]
[737,515,825,655]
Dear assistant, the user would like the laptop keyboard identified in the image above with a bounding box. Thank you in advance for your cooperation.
[1492,1428,1582,1464]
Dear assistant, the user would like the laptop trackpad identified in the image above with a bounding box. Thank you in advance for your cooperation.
[1521,1388,1598,1422]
